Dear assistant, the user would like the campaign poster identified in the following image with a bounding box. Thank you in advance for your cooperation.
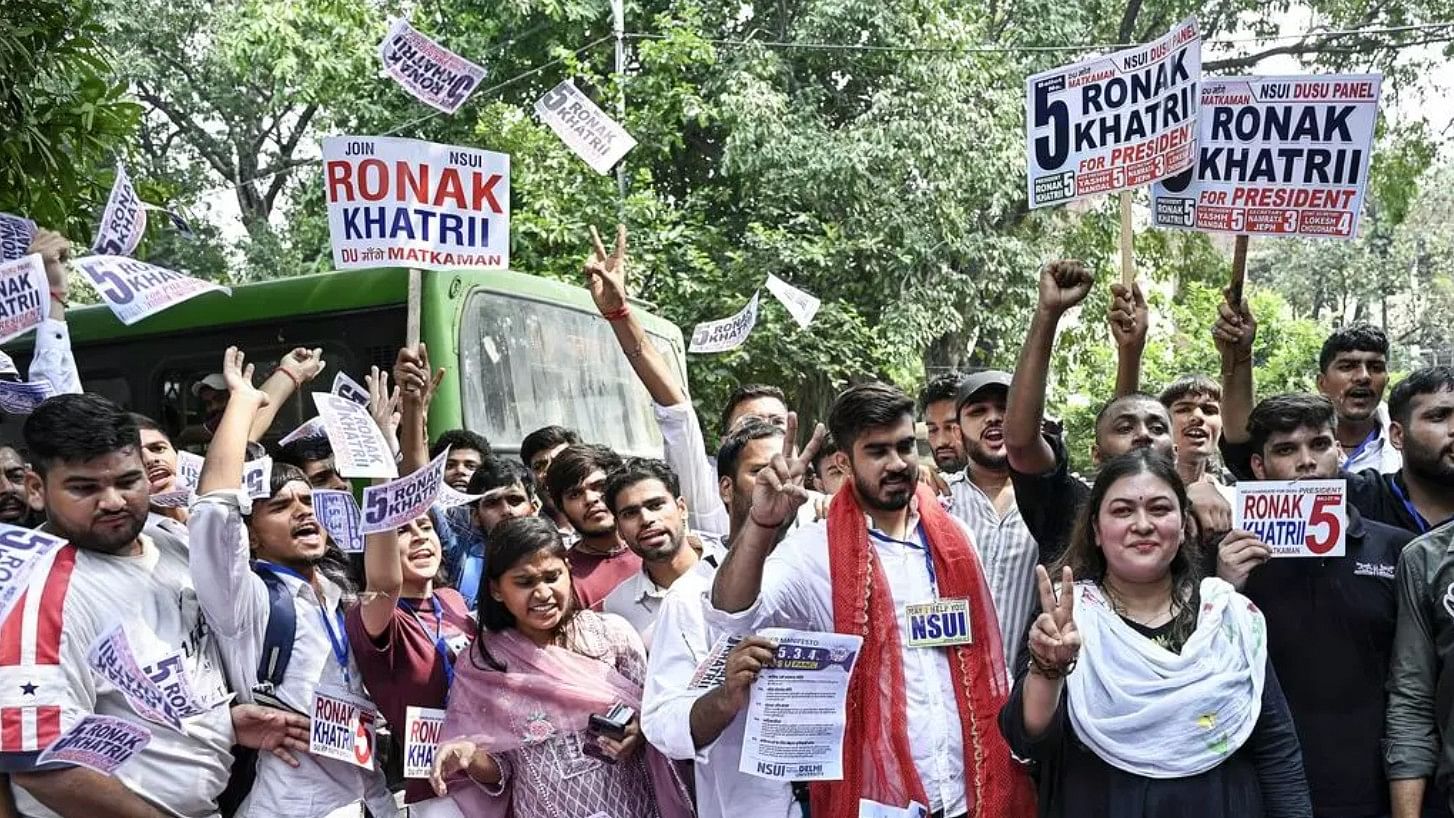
[764,273,821,330]
[322,135,510,271]
[739,628,862,782]
[0,380,55,415]
[0,213,37,262]
[1026,17,1201,207]
[378,18,487,114]
[534,80,638,175]
[1151,75,1381,238]
[689,292,759,354]
[314,489,364,553]
[73,256,230,326]
[0,526,67,625]
[37,715,151,775]
[92,163,148,256]
[0,254,48,344]
[310,686,378,770]
[1233,479,1347,557]
[313,393,398,480]
[402,706,446,778]
[332,371,371,407]
[360,449,447,534]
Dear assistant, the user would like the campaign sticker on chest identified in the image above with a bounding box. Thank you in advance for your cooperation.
[310,685,379,770]
[905,599,973,648]
[403,705,447,779]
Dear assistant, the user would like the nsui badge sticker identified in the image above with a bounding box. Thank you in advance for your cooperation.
[905,599,972,648]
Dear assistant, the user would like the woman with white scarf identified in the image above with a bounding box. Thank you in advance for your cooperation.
[998,449,1312,817]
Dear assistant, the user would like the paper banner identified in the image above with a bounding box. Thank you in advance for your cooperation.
[314,489,364,552]
[378,18,487,114]
[0,526,68,625]
[0,254,49,344]
[689,292,759,354]
[313,393,398,479]
[74,256,230,326]
[0,213,37,262]
[764,273,821,330]
[534,80,638,175]
[37,715,152,775]
[92,163,148,256]
[360,448,447,534]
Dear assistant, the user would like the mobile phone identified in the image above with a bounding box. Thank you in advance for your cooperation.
[586,703,635,740]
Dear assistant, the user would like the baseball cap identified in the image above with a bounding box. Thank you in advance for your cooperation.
[191,373,228,396]
[954,370,1012,412]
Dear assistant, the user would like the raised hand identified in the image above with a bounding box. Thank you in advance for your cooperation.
[394,343,446,407]
[748,412,826,530]
[1029,565,1081,674]
[1037,260,1094,317]
[222,346,269,407]
[277,347,327,385]
[366,365,402,452]
[585,224,628,316]
[1212,287,1257,362]
[1108,281,1148,350]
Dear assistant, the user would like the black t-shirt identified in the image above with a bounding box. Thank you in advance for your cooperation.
[1241,507,1411,816]
[1221,439,1429,534]
[1010,432,1090,566]
[1123,617,1185,653]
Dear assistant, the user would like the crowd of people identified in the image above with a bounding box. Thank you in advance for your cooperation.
[0,223,1452,818]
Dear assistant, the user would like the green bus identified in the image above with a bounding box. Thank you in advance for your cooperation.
[7,267,689,456]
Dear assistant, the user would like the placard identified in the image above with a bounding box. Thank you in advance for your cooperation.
[1152,75,1381,238]
[0,213,37,262]
[74,256,230,326]
[1233,478,1347,557]
[534,80,638,175]
[92,162,147,256]
[0,379,55,415]
[402,706,446,778]
[310,685,378,770]
[322,135,510,271]
[149,490,192,509]
[313,393,398,480]
[244,457,273,500]
[280,417,327,447]
[740,628,862,781]
[332,372,371,407]
[0,526,67,625]
[175,451,203,491]
[37,715,151,775]
[689,292,759,354]
[360,448,447,534]
[314,489,364,552]
[378,18,487,114]
[0,254,48,344]
[1026,17,1201,207]
[139,650,212,722]
[86,624,185,731]
[764,273,821,330]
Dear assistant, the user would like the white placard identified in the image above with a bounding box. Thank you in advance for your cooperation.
[360,449,447,534]
[244,457,272,500]
[310,685,379,770]
[764,273,821,330]
[1233,479,1347,557]
[313,393,398,480]
[739,628,862,781]
[174,451,203,492]
[74,256,230,326]
[92,162,148,256]
[0,379,55,415]
[403,706,447,778]
[689,292,759,354]
[1026,17,1200,207]
[0,526,67,625]
[332,372,371,407]
[86,624,185,731]
[322,135,510,271]
[149,490,192,509]
[534,80,638,175]
[434,483,483,509]
[314,489,364,552]
[0,213,37,262]
[37,715,152,775]
[280,417,328,447]
[378,18,487,114]
[0,254,47,344]
[1151,75,1381,238]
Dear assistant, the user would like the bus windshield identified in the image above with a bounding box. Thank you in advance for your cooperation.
[459,290,684,457]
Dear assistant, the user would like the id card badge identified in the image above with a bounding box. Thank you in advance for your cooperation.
[310,683,379,770]
[905,599,972,648]
[403,706,447,778]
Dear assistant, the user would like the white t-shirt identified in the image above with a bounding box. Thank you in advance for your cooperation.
[0,524,235,818]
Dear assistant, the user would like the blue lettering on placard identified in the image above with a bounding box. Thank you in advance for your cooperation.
[925,613,943,640]
[910,615,928,641]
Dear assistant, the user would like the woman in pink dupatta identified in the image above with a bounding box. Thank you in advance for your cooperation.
[429,516,693,818]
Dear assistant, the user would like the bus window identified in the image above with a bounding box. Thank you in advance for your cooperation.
[459,291,669,457]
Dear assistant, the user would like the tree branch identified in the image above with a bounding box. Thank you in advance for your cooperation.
[1205,33,1454,72]
[135,85,234,179]
[1117,0,1145,44]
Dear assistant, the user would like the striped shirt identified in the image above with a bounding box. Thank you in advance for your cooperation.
[947,473,1038,672]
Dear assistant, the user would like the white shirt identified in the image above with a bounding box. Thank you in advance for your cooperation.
[641,559,800,818]
[602,534,727,648]
[0,525,234,818]
[1341,403,1403,474]
[29,318,82,395]
[653,402,731,538]
[704,509,972,816]
[946,473,1037,671]
[189,494,396,818]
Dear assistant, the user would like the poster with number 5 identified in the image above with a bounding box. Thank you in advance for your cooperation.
[74,256,230,325]
[1233,479,1346,558]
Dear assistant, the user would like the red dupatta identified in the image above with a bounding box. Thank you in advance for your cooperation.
[813,482,1035,817]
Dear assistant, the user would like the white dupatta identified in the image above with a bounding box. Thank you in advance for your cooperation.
[1066,577,1268,779]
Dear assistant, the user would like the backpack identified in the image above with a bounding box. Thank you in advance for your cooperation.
[218,567,297,817]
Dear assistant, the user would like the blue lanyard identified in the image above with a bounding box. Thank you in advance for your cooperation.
[871,524,937,594]
[255,560,351,681]
[398,595,456,693]
[1389,478,1431,535]
[1345,425,1381,468]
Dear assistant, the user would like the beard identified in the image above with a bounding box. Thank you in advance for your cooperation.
[0,491,30,524]
[965,442,1009,472]
[1404,440,1454,483]
[68,512,147,554]
[636,525,685,562]
[856,466,917,512]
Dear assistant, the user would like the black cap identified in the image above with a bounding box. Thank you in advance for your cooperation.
[954,370,1013,412]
